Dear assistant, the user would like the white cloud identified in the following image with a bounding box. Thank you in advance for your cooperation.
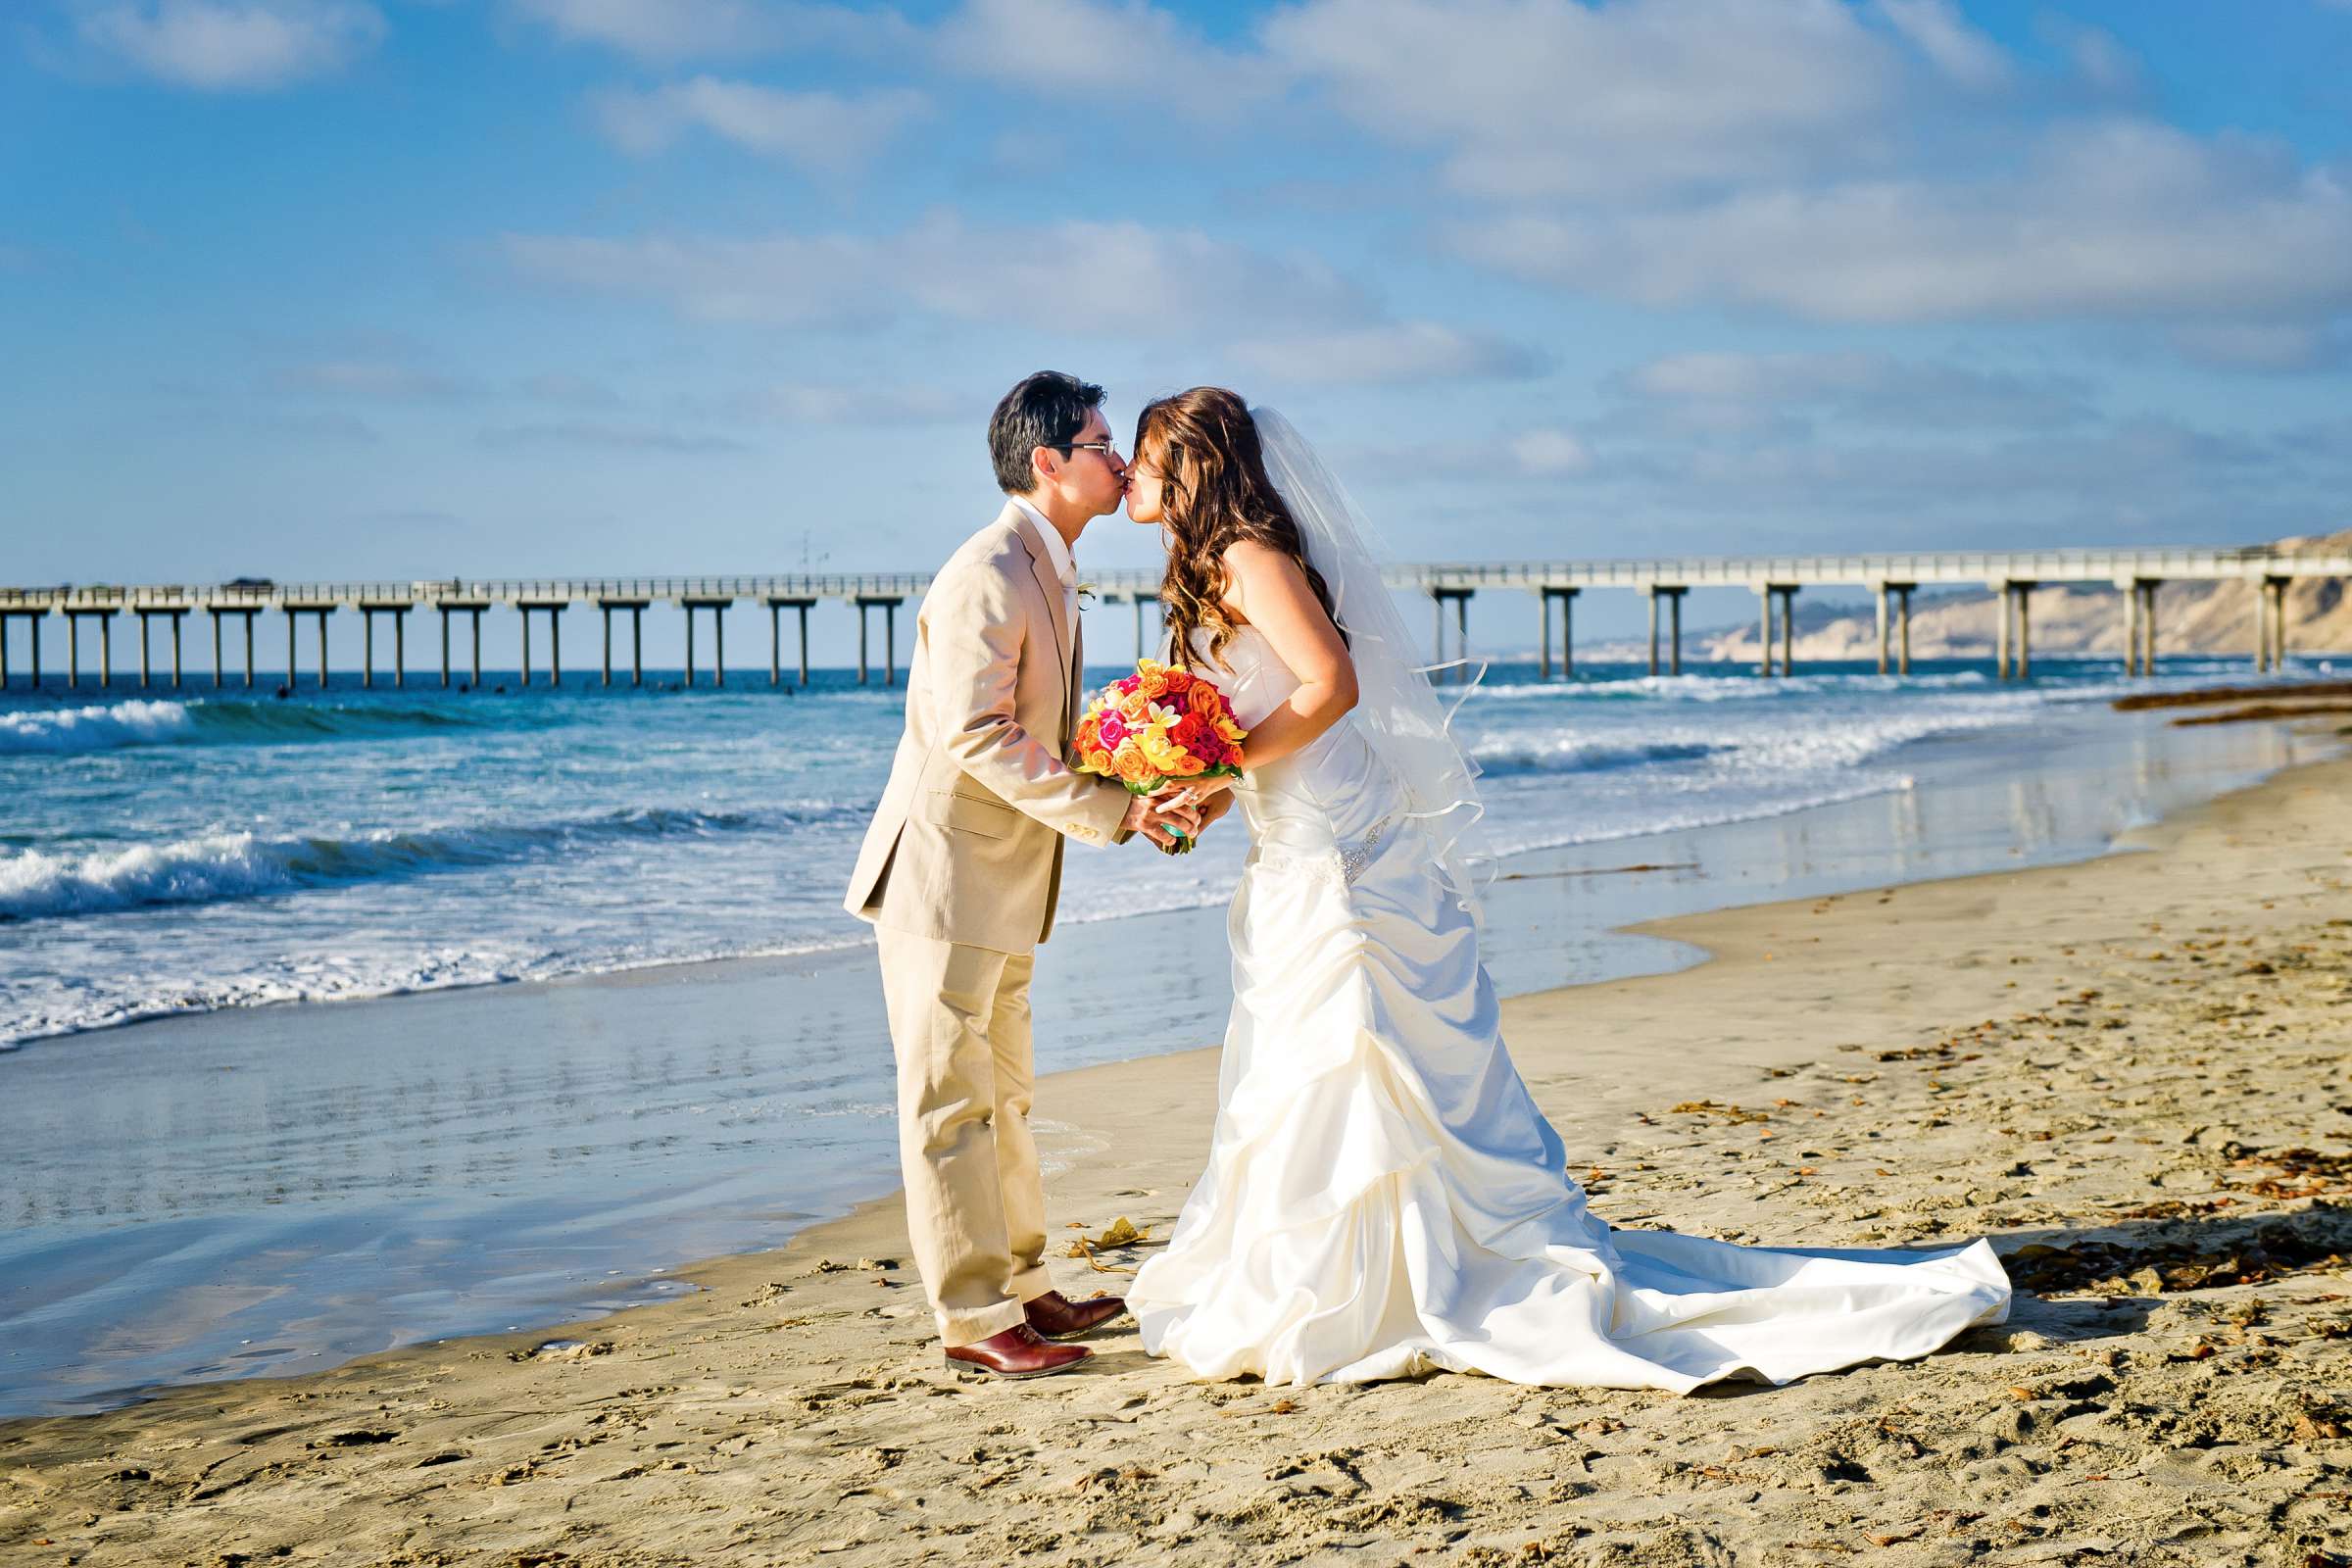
[502,215,1528,385]
[507,0,906,62]
[1611,351,2096,431]
[1260,0,1923,200]
[933,0,1282,112]
[1509,428,1592,475]
[728,381,964,424]
[1458,119,2352,325]
[500,213,1377,338]
[518,370,626,409]
[2166,319,2352,373]
[477,419,750,453]
[1871,0,2009,92]
[75,0,384,89]
[2051,21,2139,96]
[1235,322,1544,385]
[266,358,476,400]
[593,77,928,173]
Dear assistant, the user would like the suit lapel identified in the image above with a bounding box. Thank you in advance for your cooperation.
[1066,614,1085,743]
[1004,503,1074,732]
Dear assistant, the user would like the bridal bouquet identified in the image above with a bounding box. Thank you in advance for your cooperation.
[1073,659,1247,850]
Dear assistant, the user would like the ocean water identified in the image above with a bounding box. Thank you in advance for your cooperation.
[0,651,2342,1414]
[0,652,2336,1049]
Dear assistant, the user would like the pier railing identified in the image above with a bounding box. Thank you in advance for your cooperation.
[1,545,2345,692]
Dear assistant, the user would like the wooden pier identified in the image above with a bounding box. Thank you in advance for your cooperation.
[0,547,2345,693]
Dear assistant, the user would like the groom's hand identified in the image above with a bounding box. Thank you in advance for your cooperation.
[1122,793,1200,850]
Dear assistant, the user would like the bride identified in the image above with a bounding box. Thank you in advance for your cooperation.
[1118,387,2011,1391]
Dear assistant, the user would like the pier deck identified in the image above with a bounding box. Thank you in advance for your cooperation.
[1,547,2345,690]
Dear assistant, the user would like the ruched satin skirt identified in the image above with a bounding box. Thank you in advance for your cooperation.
[1128,757,2011,1392]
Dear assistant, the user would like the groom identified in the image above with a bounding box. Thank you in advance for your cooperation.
[844,371,1199,1379]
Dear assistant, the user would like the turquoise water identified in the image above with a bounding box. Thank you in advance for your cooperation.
[0,653,2336,1047]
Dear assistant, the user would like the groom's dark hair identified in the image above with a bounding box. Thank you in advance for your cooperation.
[990,371,1105,495]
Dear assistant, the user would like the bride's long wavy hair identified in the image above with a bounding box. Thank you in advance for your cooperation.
[1135,387,1344,670]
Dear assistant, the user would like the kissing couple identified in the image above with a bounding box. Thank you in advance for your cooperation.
[844,371,2011,1387]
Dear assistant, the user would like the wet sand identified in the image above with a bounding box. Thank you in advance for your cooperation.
[3,753,2349,1566]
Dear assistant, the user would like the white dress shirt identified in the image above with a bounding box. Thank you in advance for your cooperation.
[1008,495,1079,632]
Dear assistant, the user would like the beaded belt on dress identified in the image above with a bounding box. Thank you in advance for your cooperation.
[1247,814,1394,887]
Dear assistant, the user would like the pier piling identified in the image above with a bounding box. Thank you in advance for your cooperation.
[679,598,733,688]
[2121,579,2140,676]
[1872,582,1914,675]
[1538,586,1578,678]
[1428,588,1474,681]
[64,609,118,689]
[516,603,567,688]
[1642,586,1685,676]
[2016,583,2034,680]
[853,597,904,685]
[1131,593,1163,663]
[2252,576,2288,672]
[764,597,813,686]
[0,608,48,690]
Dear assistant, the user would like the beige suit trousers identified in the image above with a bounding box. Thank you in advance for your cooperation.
[876,925,1053,1347]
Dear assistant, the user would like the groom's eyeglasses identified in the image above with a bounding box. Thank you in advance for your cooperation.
[1050,438,1123,461]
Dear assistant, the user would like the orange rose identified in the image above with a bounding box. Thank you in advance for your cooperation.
[1186,682,1222,719]
[1075,715,1102,750]
[1112,744,1157,785]
[1084,747,1114,774]
[1116,692,1153,723]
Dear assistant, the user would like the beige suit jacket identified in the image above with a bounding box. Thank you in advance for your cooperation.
[843,503,1133,954]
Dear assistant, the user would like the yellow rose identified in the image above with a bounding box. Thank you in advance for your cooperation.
[1084,747,1114,774]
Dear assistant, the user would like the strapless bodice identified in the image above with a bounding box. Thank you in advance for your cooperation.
[1188,625,1402,862]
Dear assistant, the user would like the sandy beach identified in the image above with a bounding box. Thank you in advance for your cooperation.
[4,744,2349,1566]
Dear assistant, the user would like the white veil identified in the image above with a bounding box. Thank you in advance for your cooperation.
[1251,407,1495,922]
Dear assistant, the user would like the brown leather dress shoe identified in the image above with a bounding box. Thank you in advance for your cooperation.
[1024,1289,1127,1342]
[944,1323,1093,1380]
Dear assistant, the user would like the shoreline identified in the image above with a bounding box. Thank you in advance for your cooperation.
[0,703,2335,1422]
[4,745,2349,1562]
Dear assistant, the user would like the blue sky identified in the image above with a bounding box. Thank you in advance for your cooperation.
[3,0,2349,663]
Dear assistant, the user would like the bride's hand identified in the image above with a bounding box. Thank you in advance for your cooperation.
[1154,776,1235,811]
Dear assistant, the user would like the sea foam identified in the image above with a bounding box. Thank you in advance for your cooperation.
[0,700,195,754]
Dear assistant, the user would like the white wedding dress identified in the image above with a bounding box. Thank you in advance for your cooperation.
[1127,623,2012,1391]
